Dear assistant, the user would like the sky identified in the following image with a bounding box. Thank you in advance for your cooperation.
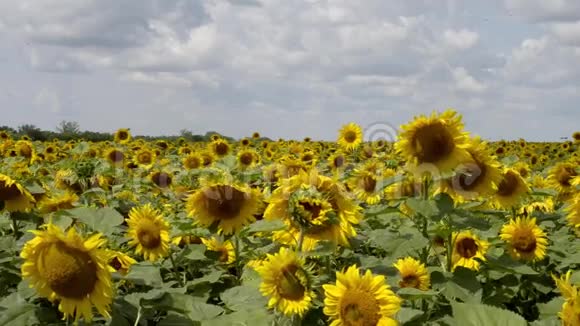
[0,0,579,142]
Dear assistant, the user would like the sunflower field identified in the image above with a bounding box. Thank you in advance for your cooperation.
[0,110,579,326]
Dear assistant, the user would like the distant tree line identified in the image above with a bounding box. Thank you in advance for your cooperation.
[0,121,233,143]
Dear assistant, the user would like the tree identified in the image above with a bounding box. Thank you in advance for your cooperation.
[56,120,80,135]
[17,124,47,141]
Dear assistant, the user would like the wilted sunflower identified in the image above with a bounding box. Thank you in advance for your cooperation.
[548,162,578,195]
[186,182,261,235]
[395,109,471,175]
[451,230,489,271]
[256,247,315,317]
[323,264,401,326]
[114,128,131,144]
[439,137,502,201]
[337,122,363,151]
[0,174,35,212]
[20,224,113,322]
[201,236,236,264]
[393,257,431,291]
[183,153,203,170]
[500,216,547,262]
[134,148,156,168]
[492,169,530,209]
[106,250,137,275]
[126,204,170,262]
[38,191,78,213]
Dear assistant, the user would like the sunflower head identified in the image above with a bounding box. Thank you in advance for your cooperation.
[548,162,578,194]
[105,148,125,166]
[106,250,137,275]
[323,264,401,326]
[209,139,231,157]
[237,149,259,169]
[0,174,35,212]
[20,224,113,322]
[126,204,171,262]
[256,247,314,317]
[134,148,156,167]
[38,191,78,213]
[186,182,261,235]
[493,169,530,209]
[202,237,236,264]
[500,216,548,261]
[393,257,431,291]
[573,131,580,143]
[337,123,363,151]
[150,171,173,189]
[395,109,472,175]
[114,128,131,144]
[452,230,489,271]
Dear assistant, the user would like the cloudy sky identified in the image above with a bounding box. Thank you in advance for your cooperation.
[1,0,579,141]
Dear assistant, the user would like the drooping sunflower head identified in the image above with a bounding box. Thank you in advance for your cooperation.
[492,169,530,209]
[393,257,431,291]
[186,182,261,235]
[114,128,132,144]
[500,216,548,262]
[451,230,489,271]
[548,162,578,194]
[278,155,308,179]
[126,203,171,262]
[256,247,315,317]
[395,109,472,174]
[20,224,113,322]
[38,191,78,213]
[337,122,363,151]
[15,140,35,159]
[0,174,35,212]
[201,237,236,265]
[323,264,402,326]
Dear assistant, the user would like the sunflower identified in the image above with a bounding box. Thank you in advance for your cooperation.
[256,247,315,317]
[548,162,578,194]
[134,148,156,168]
[20,224,113,322]
[393,257,431,291]
[186,182,261,235]
[252,132,261,139]
[114,128,131,144]
[573,131,580,143]
[179,153,200,170]
[327,151,347,172]
[265,169,362,249]
[126,204,170,262]
[565,193,580,230]
[323,264,401,326]
[209,139,231,158]
[337,123,363,151]
[492,169,530,209]
[202,236,236,264]
[38,191,78,213]
[499,216,547,262]
[0,174,35,212]
[395,109,472,175]
[451,230,489,271]
[15,140,35,159]
[150,171,173,189]
[519,198,554,217]
[105,148,125,166]
[237,149,259,169]
[439,137,502,201]
[552,271,580,325]
[106,250,137,275]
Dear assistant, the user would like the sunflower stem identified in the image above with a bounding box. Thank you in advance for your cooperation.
[233,235,242,284]
[446,227,454,273]
[134,306,142,326]
[169,250,184,287]
[10,212,19,239]
[296,227,305,253]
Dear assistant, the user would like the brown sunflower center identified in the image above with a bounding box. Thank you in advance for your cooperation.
[0,181,22,201]
[299,201,323,220]
[361,175,377,193]
[513,233,536,254]
[496,171,520,197]
[203,185,248,220]
[214,142,229,156]
[400,274,420,289]
[118,131,129,140]
[456,237,478,259]
[344,130,358,143]
[277,264,306,301]
[239,152,254,166]
[340,289,380,326]
[152,172,172,188]
[42,242,98,299]
[411,122,456,163]
[138,152,153,165]
[333,155,345,169]
[108,150,124,163]
[137,219,162,249]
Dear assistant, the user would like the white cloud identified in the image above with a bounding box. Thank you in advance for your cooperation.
[550,21,580,46]
[443,29,479,50]
[452,67,487,93]
[34,88,61,113]
[504,0,580,22]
